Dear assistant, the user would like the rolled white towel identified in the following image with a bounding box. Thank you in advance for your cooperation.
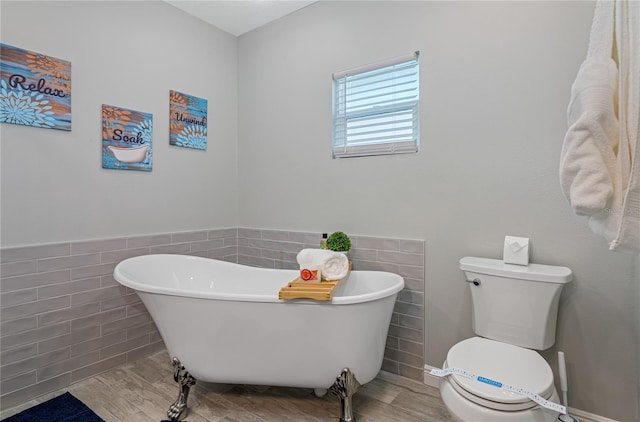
[297,248,349,281]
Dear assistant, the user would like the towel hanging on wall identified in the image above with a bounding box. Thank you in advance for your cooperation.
[560,0,640,254]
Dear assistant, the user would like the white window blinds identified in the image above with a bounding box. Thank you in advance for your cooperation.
[332,52,420,158]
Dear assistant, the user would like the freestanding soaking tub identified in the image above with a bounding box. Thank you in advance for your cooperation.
[113,254,404,421]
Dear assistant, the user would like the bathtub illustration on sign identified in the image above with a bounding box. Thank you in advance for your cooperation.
[102,104,153,171]
[107,144,149,163]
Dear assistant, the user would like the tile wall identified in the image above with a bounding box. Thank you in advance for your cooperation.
[1,227,424,410]
[237,228,425,381]
[0,228,238,410]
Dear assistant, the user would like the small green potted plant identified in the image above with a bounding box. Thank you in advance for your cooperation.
[325,231,352,257]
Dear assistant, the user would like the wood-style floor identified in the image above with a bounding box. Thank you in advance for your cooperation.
[1,350,454,421]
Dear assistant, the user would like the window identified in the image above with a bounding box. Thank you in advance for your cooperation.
[332,52,420,158]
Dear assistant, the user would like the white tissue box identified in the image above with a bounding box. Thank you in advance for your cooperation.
[503,236,529,266]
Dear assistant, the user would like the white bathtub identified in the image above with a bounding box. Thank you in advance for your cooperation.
[113,254,404,390]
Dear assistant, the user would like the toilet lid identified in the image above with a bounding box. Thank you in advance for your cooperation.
[446,337,554,411]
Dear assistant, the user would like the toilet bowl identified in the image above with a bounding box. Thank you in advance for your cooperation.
[439,257,572,421]
[440,337,560,422]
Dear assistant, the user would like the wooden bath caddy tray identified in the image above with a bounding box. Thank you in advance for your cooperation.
[279,263,352,301]
[278,279,343,301]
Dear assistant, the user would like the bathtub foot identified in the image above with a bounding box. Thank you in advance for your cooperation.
[329,367,361,422]
[167,357,196,421]
[314,388,328,398]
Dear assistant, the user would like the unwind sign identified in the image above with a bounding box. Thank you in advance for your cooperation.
[169,90,208,150]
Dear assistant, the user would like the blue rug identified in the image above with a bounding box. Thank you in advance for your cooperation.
[2,392,103,422]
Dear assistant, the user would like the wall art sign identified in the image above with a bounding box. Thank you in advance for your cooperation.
[169,90,207,150]
[102,104,153,171]
[0,43,71,130]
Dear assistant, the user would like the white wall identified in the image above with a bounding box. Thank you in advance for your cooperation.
[0,1,238,247]
[237,2,638,420]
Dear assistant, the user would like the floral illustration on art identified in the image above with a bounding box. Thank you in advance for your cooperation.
[169,90,207,150]
[0,43,71,130]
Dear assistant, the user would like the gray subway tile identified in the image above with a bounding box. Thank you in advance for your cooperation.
[71,238,127,255]
[1,348,70,379]
[384,347,424,368]
[100,248,149,264]
[38,302,100,327]
[172,231,208,243]
[261,230,289,241]
[71,354,126,383]
[1,270,70,293]
[37,350,100,381]
[402,277,424,292]
[1,371,36,394]
[188,251,208,258]
[397,289,424,305]
[149,331,162,343]
[238,246,260,257]
[238,228,261,239]
[394,301,424,318]
[189,239,224,252]
[70,262,117,280]
[246,256,275,268]
[125,340,164,362]
[1,316,37,337]
[223,237,238,246]
[381,358,399,375]
[100,275,119,287]
[399,240,424,254]
[38,325,100,354]
[388,324,423,343]
[1,288,38,307]
[396,265,424,279]
[287,231,320,244]
[126,234,171,248]
[1,344,37,366]
[354,237,399,251]
[100,292,141,311]
[1,322,70,351]
[101,313,151,336]
[1,296,70,322]
[397,314,424,331]
[208,228,237,239]
[126,322,157,340]
[352,260,399,273]
[0,373,71,411]
[1,243,70,264]
[37,277,100,300]
[70,331,126,358]
[37,254,100,273]
[71,285,127,306]
[126,303,147,317]
[149,243,190,254]
[1,261,37,278]
[377,250,423,266]
[100,335,149,360]
[399,339,424,358]
[398,363,424,381]
[352,249,377,261]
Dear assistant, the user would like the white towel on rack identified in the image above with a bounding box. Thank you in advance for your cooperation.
[560,0,640,254]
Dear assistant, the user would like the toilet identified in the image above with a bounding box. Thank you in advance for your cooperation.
[439,256,573,422]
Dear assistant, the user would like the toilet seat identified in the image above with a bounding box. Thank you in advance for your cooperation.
[445,337,555,412]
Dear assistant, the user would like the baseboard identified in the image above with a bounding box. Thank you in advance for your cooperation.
[423,364,440,388]
[423,365,620,422]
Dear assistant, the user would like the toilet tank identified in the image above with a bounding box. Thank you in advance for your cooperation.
[460,257,572,350]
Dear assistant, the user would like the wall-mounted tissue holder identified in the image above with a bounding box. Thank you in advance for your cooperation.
[503,236,530,266]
